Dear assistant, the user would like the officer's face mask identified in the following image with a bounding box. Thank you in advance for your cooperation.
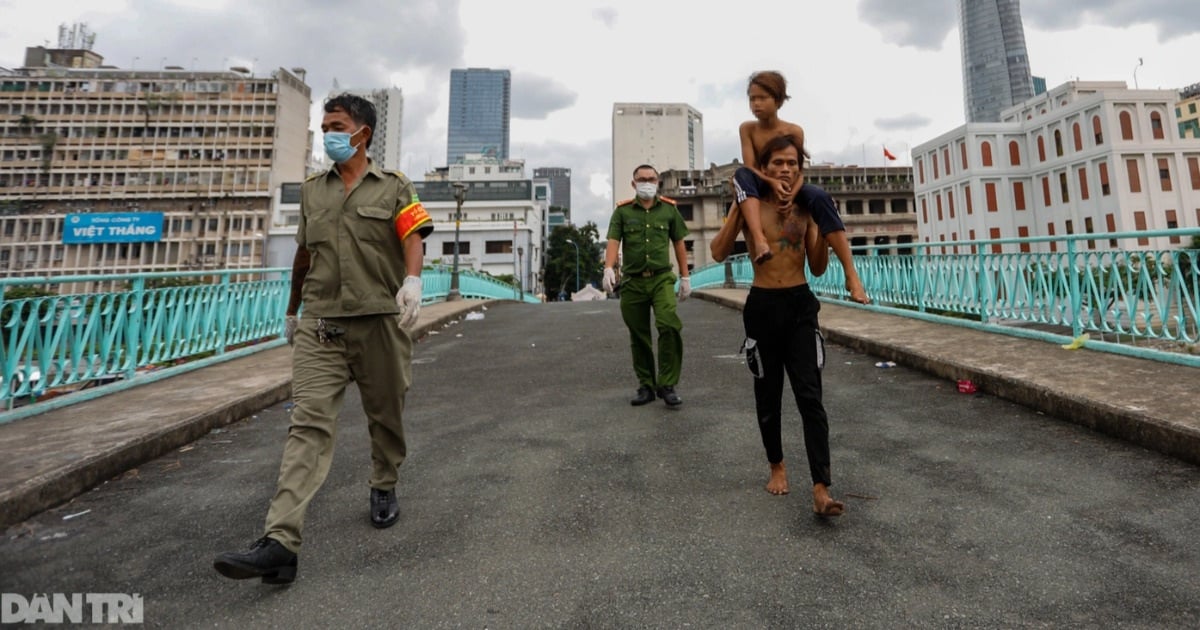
[635,182,657,200]
[323,126,366,163]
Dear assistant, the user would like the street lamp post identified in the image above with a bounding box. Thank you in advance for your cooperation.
[516,246,524,298]
[448,181,466,301]
[564,238,580,295]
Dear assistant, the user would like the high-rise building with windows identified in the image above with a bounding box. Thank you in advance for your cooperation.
[610,103,703,206]
[959,0,1034,123]
[532,166,570,211]
[446,68,510,165]
[0,37,311,282]
[329,87,403,170]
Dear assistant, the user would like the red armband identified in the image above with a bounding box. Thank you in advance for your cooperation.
[395,201,433,240]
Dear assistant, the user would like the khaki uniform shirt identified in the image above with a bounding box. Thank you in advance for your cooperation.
[606,196,689,276]
[296,160,433,318]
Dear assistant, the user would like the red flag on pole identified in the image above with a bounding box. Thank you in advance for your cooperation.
[883,146,898,161]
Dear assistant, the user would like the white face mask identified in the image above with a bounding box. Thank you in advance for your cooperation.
[635,182,657,200]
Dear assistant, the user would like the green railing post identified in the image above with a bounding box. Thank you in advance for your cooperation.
[977,245,991,324]
[917,245,928,314]
[126,277,145,380]
[1067,238,1083,338]
[217,273,232,354]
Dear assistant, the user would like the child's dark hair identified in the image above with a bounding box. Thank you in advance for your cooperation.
[747,71,789,106]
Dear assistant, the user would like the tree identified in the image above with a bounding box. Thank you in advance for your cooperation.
[543,222,603,299]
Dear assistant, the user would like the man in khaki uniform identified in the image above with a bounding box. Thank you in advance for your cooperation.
[215,94,433,584]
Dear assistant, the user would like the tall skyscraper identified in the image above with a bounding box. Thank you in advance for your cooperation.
[330,87,404,170]
[959,0,1034,122]
[611,103,704,205]
[446,68,510,165]
[533,167,571,210]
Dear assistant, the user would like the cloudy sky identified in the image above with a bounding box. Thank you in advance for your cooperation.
[2,0,1198,229]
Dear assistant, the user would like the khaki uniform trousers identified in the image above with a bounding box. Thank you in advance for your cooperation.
[265,314,412,552]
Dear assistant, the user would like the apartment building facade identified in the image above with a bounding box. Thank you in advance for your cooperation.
[913,81,1200,253]
[0,43,310,286]
[611,103,703,207]
[331,87,403,170]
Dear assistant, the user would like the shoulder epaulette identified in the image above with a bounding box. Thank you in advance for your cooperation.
[304,170,326,182]
[659,196,677,205]
[616,198,634,207]
[383,169,409,179]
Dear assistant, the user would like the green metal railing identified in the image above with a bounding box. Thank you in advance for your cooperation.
[689,228,1200,368]
[0,266,538,422]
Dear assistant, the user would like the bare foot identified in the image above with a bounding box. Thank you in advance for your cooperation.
[765,462,789,495]
[812,483,845,517]
[753,237,773,265]
[846,281,870,305]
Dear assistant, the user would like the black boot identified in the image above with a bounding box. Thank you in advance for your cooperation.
[370,487,400,529]
[214,536,297,584]
[630,385,656,406]
[657,385,682,407]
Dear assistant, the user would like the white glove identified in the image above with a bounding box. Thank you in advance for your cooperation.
[678,277,691,301]
[284,315,299,345]
[396,275,422,330]
[602,267,617,293]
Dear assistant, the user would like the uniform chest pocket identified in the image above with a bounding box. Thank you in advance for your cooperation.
[303,207,337,244]
[351,206,395,243]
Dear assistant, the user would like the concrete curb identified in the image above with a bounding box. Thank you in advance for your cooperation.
[693,290,1200,467]
[0,300,499,530]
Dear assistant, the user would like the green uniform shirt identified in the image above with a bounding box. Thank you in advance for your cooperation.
[296,160,432,318]
[606,196,689,275]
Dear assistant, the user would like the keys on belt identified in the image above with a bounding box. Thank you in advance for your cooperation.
[638,268,667,278]
[316,318,346,343]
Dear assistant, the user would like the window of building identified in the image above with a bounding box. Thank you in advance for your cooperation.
[485,240,512,254]
[981,141,993,167]
[897,234,913,255]
[1042,176,1052,206]
[1073,122,1083,151]
[1099,162,1111,195]
[1078,168,1089,200]
[890,199,909,213]
[1150,112,1164,140]
[1190,157,1200,190]
[869,200,886,215]
[921,198,927,223]
[280,183,301,204]
[989,227,1002,254]
[1046,222,1057,253]
[1008,141,1021,166]
[960,142,968,169]
[845,200,864,215]
[1065,220,1074,235]
[1106,214,1118,248]
[1059,172,1070,203]
[1120,111,1134,140]
[985,183,997,212]
[1126,159,1141,193]
[1133,211,1148,246]
[1165,209,1180,244]
[1158,158,1172,191]
[442,241,470,255]
[933,153,939,179]
[1037,136,1046,162]
[964,185,972,214]
[1018,226,1030,253]
[943,147,951,175]
[1013,181,1026,210]
[850,236,868,256]
[935,195,943,221]
[1054,130,1064,157]
[946,195,954,219]
[676,203,694,221]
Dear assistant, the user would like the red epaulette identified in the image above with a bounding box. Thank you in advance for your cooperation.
[659,196,677,205]
[617,198,634,207]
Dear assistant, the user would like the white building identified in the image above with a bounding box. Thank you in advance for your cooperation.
[611,103,703,206]
[416,155,545,292]
[913,81,1200,253]
[329,87,403,171]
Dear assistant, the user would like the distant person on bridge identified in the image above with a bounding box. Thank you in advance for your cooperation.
[603,164,691,407]
[710,133,847,517]
[215,93,434,583]
[733,70,869,304]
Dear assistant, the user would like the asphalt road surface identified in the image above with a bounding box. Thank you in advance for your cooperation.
[2,299,1198,629]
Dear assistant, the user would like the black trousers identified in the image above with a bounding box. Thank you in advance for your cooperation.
[742,284,832,487]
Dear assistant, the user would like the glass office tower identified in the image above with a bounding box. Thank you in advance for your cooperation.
[446,68,511,165]
[959,0,1034,122]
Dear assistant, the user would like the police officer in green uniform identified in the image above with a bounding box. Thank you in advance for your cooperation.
[215,94,433,584]
[603,164,691,407]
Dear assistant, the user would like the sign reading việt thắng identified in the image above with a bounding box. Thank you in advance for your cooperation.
[63,212,164,244]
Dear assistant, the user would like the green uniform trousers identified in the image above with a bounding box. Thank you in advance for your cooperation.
[619,272,683,388]
[265,314,412,552]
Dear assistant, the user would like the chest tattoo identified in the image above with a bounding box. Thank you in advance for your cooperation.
[775,215,807,252]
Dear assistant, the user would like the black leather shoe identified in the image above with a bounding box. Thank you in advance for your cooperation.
[630,385,656,406]
[658,386,682,407]
[370,487,399,529]
[213,536,297,584]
